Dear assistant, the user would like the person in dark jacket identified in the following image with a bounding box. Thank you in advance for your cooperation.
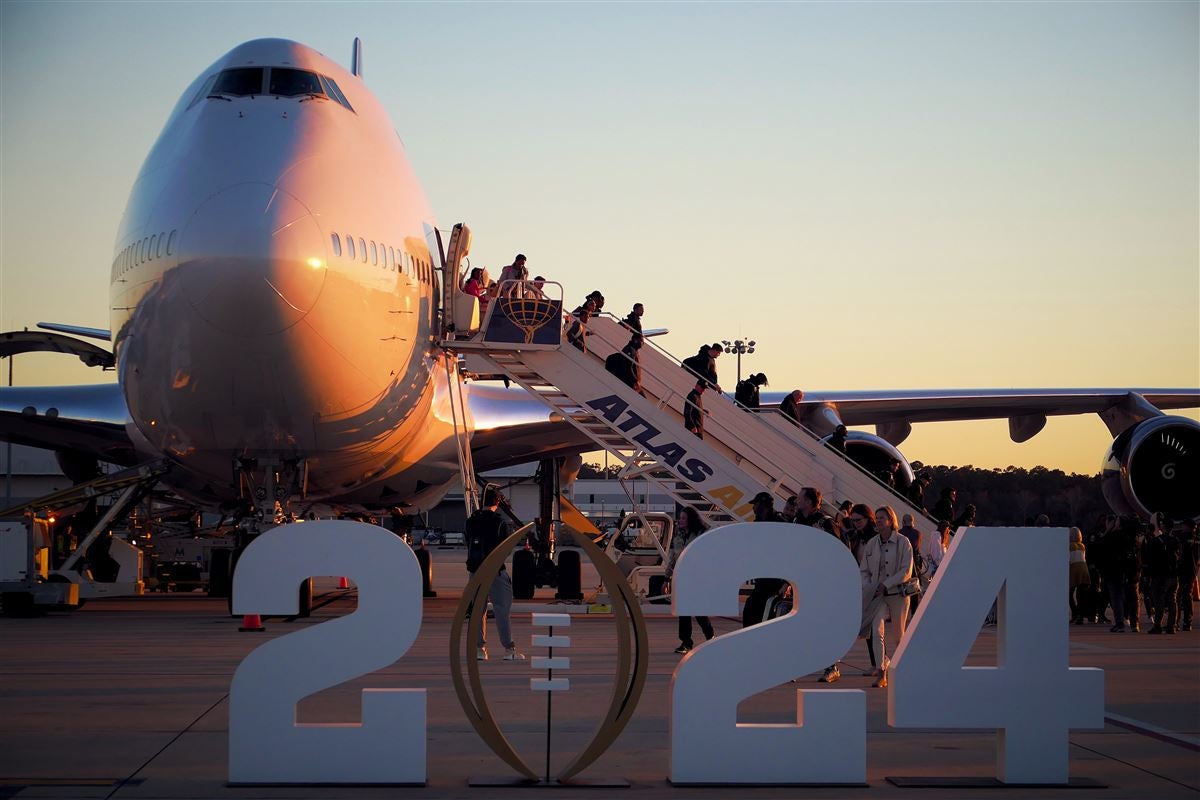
[779,389,804,424]
[825,423,848,454]
[735,373,769,410]
[931,487,956,526]
[796,487,838,539]
[1102,517,1142,632]
[465,487,524,661]
[622,303,644,333]
[908,473,931,512]
[604,334,644,393]
[741,492,788,628]
[683,381,706,438]
[681,344,722,392]
[953,503,976,530]
[668,506,715,653]
[1084,515,1111,624]
[1173,519,1198,631]
[1143,512,1181,634]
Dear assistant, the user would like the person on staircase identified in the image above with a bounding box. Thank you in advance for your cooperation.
[622,302,644,333]
[463,267,488,318]
[682,343,722,392]
[735,372,769,410]
[498,253,527,285]
[604,333,644,395]
[683,381,706,438]
[779,389,804,424]
[566,305,590,353]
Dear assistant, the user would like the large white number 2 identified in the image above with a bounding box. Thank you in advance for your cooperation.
[889,527,1104,783]
[670,522,865,784]
[229,521,426,784]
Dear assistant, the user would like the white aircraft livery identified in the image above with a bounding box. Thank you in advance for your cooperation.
[1,37,1198,524]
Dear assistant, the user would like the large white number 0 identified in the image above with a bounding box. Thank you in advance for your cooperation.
[889,527,1104,783]
[229,521,426,784]
[670,522,865,784]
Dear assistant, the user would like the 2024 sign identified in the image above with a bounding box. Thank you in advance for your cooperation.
[228,522,1103,786]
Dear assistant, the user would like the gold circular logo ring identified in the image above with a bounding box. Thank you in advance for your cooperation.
[449,526,649,782]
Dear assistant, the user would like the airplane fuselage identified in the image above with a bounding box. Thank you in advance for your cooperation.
[109,39,466,510]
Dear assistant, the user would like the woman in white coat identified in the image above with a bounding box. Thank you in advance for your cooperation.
[859,505,914,688]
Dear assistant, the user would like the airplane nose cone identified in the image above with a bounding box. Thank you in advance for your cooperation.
[178,182,327,335]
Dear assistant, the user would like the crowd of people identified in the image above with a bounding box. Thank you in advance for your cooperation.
[664,488,945,686]
[1072,513,1198,634]
[664,490,1198,685]
[461,254,550,321]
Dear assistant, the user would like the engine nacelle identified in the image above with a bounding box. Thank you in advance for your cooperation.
[1101,416,1200,521]
[819,431,916,494]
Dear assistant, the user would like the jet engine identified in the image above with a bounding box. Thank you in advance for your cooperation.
[820,431,916,494]
[1102,416,1200,521]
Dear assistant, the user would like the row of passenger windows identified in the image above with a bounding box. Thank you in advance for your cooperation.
[188,67,354,111]
[330,233,436,285]
[113,229,177,278]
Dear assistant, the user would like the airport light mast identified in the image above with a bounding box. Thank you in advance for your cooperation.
[722,338,755,384]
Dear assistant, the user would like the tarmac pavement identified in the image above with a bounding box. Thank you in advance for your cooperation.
[1,547,1197,799]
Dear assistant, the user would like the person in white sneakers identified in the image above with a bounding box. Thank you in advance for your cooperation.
[465,486,525,661]
[858,505,913,688]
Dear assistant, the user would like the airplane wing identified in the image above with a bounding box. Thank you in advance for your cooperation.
[0,383,137,466]
[779,388,1200,424]
[771,388,1200,444]
[467,383,1200,455]
[2,379,1195,482]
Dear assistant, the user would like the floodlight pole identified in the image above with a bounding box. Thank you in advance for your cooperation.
[721,338,756,385]
[4,351,12,508]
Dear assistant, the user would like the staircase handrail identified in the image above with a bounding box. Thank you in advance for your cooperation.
[576,314,820,500]
[584,312,933,522]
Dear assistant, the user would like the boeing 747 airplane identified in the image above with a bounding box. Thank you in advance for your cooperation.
[1,38,1197,547]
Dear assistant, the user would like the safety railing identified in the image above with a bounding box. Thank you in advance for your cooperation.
[576,312,933,522]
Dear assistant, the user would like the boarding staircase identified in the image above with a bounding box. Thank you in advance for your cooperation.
[444,282,933,531]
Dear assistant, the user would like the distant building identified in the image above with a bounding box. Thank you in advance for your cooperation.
[1,444,73,511]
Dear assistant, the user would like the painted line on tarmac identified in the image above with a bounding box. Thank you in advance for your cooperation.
[1105,712,1200,752]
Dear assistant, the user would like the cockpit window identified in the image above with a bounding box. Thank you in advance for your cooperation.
[212,67,265,97]
[268,68,323,97]
[187,74,217,109]
[319,75,354,112]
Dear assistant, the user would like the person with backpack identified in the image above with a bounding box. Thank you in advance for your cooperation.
[681,343,722,392]
[604,333,644,394]
[734,372,768,410]
[465,487,525,661]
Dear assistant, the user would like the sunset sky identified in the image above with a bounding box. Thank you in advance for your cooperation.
[1,1,1196,475]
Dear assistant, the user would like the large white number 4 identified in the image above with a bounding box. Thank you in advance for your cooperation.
[889,527,1104,783]
[229,521,426,784]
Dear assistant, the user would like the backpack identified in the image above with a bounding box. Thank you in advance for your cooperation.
[466,513,504,573]
[735,379,755,406]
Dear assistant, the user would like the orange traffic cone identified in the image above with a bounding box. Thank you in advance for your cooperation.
[239,613,265,632]
[338,576,349,589]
